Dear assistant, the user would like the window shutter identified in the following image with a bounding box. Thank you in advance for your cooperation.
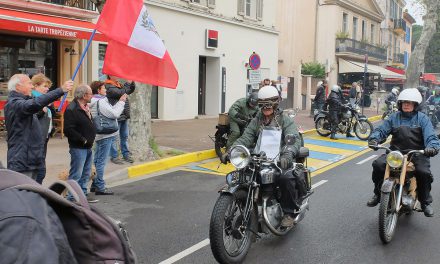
[208,0,215,8]
[256,0,263,20]
[237,0,244,15]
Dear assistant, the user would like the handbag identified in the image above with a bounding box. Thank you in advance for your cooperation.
[93,99,119,134]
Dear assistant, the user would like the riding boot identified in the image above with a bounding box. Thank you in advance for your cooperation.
[330,131,337,140]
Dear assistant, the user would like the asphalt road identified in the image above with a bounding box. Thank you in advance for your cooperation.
[95,151,440,264]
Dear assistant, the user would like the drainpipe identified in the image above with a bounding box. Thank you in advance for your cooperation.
[314,0,319,61]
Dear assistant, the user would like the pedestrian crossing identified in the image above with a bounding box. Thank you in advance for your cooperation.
[182,133,369,176]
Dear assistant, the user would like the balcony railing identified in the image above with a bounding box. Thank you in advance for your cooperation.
[35,0,96,11]
[393,18,406,34]
[393,53,405,64]
[335,38,387,61]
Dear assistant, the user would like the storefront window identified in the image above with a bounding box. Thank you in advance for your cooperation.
[0,34,57,96]
[98,44,107,81]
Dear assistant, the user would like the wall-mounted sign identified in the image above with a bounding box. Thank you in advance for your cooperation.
[206,29,218,49]
[249,52,261,70]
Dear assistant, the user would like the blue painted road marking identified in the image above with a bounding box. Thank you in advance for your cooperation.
[309,151,344,162]
[304,139,366,151]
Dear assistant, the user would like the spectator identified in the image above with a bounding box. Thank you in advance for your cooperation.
[4,74,72,179]
[104,75,136,164]
[64,84,97,202]
[349,82,360,107]
[89,81,126,195]
[31,73,55,184]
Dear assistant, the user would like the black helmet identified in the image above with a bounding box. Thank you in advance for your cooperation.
[247,91,259,107]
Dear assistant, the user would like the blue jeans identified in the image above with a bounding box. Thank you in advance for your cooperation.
[68,148,93,195]
[92,136,114,191]
[110,120,130,159]
[36,138,49,184]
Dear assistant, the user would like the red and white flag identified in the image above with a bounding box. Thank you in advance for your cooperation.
[96,0,178,88]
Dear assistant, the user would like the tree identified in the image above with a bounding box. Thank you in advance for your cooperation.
[411,25,423,51]
[91,0,155,161]
[406,0,440,88]
[425,9,440,72]
[301,62,325,78]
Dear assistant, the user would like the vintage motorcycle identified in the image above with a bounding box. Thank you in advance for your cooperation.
[314,103,373,140]
[370,145,425,244]
[425,104,439,128]
[381,102,398,120]
[209,139,312,264]
[214,108,305,159]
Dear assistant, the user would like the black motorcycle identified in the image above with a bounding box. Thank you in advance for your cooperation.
[425,104,439,128]
[209,141,312,264]
[314,104,373,140]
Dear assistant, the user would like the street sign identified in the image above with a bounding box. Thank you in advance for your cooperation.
[249,52,261,70]
[248,69,261,84]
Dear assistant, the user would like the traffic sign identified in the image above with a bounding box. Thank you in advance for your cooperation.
[249,52,261,70]
[248,69,261,84]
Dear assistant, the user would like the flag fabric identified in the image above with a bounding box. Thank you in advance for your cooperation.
[96,0,178,88]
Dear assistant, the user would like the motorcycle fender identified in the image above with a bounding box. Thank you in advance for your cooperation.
[219,184,243,194]
[381,179,395,193]
[357,115,368,121]
[314,113,327,122]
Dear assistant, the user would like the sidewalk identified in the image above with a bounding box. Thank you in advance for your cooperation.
[0,107,381,186]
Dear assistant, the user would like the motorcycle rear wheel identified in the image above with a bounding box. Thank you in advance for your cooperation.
[378,189,398,244]
[315,117,331,137]
[214,131,228,159]
[209,191,254,264]
[354,120,373,140]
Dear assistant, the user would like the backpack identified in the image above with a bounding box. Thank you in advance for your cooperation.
[0,169,137,264]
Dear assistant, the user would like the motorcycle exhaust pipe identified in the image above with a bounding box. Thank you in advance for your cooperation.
[293,199,309,225]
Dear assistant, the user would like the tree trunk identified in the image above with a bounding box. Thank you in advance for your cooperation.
[406,0,440,88]
[128,83,156,162]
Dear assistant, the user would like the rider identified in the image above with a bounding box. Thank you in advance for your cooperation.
[367,88,440,217]
[384,87,399,110]
[225,91,259,149]
[314,80,326,112]
[325,85,353,139]
[426,87,440,122]
[223,85,303,228]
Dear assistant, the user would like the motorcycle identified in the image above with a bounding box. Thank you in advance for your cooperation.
[425,104,439,128]
[370,145,424,244]
[214,109,305,160]
[209,141,312,263]
[314,103,373,140]
[381,102,398,120]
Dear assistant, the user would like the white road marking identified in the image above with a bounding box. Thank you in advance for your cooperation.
[158,239,210,264]
[356,155,377,165]
[158,180,329,264]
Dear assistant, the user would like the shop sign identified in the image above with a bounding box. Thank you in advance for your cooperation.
[28,25,78,38]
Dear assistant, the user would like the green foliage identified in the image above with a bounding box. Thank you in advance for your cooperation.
[301,62,325,78]
[425,30,440,72]
[336,31,349,39]
[148,137,185,158]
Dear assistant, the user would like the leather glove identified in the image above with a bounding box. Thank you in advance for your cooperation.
[220,153,229,164]
[424,147,439,157]
[280,155,293,170]
[368,139,379,150]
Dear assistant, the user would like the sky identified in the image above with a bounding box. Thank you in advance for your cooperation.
[405,0,425,25]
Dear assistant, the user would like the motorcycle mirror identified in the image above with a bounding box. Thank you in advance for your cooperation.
[284,134,295,145]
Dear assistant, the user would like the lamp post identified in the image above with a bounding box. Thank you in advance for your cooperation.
[362,54,368,115]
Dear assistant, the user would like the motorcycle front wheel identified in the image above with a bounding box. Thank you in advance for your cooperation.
[315,117,331,137]
[378,188,398,244]
[209,191,254,264]
[354,120,373,140]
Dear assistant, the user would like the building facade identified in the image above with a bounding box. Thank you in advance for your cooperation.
[93,0,279,120]
[0,0,103,99]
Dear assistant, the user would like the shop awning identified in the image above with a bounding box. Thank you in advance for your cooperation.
[0,8,106,41]
[339,59,406,79]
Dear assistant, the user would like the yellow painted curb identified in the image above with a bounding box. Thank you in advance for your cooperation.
[127,149,217,178]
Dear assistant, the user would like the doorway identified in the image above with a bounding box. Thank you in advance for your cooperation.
[198,56,206,115]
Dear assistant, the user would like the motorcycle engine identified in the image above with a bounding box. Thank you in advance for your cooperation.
[264,200,283,228]
[342,110,352,119]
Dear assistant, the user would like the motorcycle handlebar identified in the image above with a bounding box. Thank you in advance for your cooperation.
[368,145,424,155]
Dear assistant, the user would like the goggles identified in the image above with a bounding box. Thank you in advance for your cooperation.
[258,100,277,110]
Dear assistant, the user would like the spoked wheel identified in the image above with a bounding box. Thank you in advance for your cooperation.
[209,191,254,264]
[214,130,228,159]
[378,188,398,244]
[315,117,331,137]
[354,120,373,140]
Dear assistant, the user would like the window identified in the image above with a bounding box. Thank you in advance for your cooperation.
[406,27,411,43]
[352,17,358,40]
[30,39,36,51]
[98,44,107,81]
[342,13,348,33]
[361,20,366,40]
[238,0,263,20]
[183,0,215,8]
[370,24,375,44]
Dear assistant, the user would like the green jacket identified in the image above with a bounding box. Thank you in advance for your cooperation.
[232,110,301,157]
[228,98,259,127]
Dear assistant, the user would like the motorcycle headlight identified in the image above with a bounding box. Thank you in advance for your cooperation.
[229,145,251,169]
[355,105,361,113]
[386,151,404,168]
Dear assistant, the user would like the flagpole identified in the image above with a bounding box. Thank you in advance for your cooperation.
[58,29,97,111]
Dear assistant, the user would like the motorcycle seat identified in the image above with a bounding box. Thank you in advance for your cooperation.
[297,147,309,158]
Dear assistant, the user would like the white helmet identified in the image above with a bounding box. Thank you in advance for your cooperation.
[391,88,399,96]
[258,85,280,109]
[331,85,341,93]
[397,88,422,109]
[317,81,323,87]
